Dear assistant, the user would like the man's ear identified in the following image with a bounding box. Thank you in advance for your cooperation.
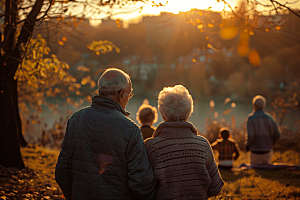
[118,90,124,102]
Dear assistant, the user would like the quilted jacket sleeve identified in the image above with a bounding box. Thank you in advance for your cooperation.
[55,120,72,200]
[126,127,156,200]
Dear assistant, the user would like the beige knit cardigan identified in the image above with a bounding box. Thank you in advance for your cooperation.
[144,121,224,200]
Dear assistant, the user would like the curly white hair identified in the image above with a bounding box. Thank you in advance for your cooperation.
[158,85,194,122]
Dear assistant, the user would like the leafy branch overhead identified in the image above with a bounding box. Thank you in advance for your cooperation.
[87,40,120,55]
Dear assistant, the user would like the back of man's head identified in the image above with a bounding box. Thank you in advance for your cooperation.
[98,68,131,96]
[219,127,230,140]
[252,95,266,110]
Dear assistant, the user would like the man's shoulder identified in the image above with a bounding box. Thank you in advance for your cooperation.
[70,106,139,128]
[70,106,91,119]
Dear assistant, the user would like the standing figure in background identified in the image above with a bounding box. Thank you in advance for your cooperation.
[211,127,240,170]
[246,95,281,165]
[136,99,158,140]
[145,85,224,199]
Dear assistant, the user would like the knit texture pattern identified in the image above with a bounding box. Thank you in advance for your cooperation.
[144,121,224,200]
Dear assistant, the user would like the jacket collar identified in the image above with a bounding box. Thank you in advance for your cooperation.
[91,95,130,117]
[153,121,198,138]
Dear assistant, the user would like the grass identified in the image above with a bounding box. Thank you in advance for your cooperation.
[211,150,300,200]
[20,146,300,200]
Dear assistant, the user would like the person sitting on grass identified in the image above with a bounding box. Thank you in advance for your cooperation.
[211,127,240,170]
[136,99,158,140]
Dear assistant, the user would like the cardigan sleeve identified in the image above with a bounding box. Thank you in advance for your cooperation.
[144,138,156,170]
[205,140,224,197]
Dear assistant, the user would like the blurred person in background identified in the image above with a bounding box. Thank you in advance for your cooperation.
[211,127,240,170]
[144,85,224,200]
[55,68,156,200]
[246,95,281,165]
[136,99,158,140]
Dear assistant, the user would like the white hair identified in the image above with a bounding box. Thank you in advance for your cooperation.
[97,68,131,96]
[252,95,266,110]
[158,85,194,122]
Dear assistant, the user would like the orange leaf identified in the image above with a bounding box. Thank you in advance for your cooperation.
[220,26,239,40]
[58,41,64,46]
[221,108,233,116]
[248,49,260,66]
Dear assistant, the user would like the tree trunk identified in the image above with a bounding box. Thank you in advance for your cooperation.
[0,73,25,169]
[14,79,28,147]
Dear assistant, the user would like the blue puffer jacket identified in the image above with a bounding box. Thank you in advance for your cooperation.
[55,95,156,200]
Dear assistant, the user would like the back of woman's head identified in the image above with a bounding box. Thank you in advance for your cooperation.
[136,104,158,125]
[158,85,194,122]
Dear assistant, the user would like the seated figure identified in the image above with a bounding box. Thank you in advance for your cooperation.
[211,127,240,169]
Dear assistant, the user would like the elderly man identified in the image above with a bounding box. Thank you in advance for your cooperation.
[55,68,156,200]
[246,95,281,165]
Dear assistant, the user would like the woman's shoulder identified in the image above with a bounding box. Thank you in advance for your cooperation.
[192,135,212,147]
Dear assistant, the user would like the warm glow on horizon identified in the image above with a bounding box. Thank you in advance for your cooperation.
[88,0,300,27]
[89,0,238,27]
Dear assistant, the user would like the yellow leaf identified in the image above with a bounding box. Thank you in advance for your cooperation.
[116,19,120,24]
[192,59,196,62]
[30,75,37,83]
[115,47,120,53]
[58,41,64,46]
[199,12,203,16]
[219,26,239,40]
[197,24,203,29]
[206,36,209,40]
[62,37,67,42]
[85,96,92,103]
[265,28,270,32]
[90,81,96,88]
[208,23,214,28]
[96,51,100,56]
[249,30,254,35]
[275,26,281,30]
[231,102,236,108]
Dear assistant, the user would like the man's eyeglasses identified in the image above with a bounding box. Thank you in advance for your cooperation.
[118,89,134,99]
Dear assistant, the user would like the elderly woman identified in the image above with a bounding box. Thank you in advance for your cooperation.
[136,100,158,140]
[144,85,224,200]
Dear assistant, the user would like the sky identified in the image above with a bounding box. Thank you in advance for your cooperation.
[84,0,300,27]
